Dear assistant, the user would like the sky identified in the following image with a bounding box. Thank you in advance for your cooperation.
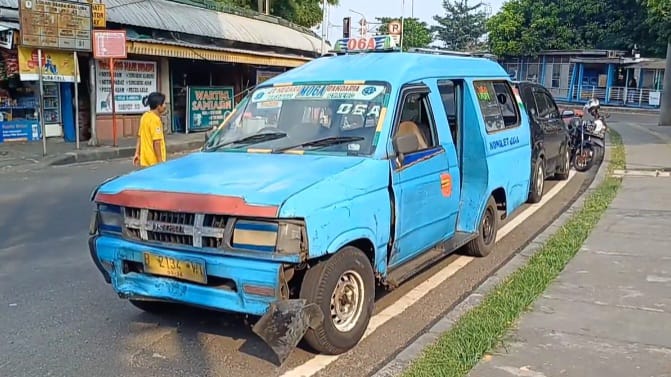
[317,0,505,42]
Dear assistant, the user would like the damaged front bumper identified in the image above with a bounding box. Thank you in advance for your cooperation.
[89,235,284,316]
[89,235,326,364]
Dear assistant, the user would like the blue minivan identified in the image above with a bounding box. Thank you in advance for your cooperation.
[88,36,531,363]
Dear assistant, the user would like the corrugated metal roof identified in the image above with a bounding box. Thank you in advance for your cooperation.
[625,59,666,70]
[0,0,326,54]
[0,20,18,30]
[103,0,325,54]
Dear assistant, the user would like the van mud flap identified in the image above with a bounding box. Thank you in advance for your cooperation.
[252,299,324,365]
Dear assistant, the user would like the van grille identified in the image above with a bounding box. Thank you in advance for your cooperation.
[123,207,227,248]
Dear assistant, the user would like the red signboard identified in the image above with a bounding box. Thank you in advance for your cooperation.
[93,30,127,59]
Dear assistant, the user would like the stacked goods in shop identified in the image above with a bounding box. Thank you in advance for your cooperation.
[0,50,18,78]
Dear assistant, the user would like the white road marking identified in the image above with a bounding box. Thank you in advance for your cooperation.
[281,170,577,377]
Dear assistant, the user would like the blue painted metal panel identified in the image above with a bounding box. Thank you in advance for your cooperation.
[60,83,76,142]
[456,81,489,233]
[98,152,369,207]
[93,236,282,315]
[388,146,456,267]
[278,158,392,274]
[569,64,578,100]
[482,112,531,217]
[577,64,585,101]
[261,52,508,90]
[606,64,615,103]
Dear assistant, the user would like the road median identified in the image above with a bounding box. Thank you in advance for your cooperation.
[394,131,625,377]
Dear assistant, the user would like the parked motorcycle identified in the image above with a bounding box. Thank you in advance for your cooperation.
[567,117,597,172]
[562,98,609,169]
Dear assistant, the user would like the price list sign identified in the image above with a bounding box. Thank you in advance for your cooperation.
[19,0,93,51]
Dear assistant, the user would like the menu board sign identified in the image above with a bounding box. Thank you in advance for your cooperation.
[19,0,92,51]
[95,59,158,114]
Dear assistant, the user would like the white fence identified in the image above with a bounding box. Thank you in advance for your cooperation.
[546,86,663,108]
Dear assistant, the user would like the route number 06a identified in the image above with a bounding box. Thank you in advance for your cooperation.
[347,37,376,51]
[337,103,381,118]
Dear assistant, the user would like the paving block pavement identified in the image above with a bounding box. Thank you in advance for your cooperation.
[0,132,206,172]
[467,120,671,377]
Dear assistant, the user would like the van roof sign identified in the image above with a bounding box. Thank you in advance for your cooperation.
[333,35,399,54]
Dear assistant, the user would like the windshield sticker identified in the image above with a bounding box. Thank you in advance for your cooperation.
[251,85,386,103]
[335,103,381,118]
[476,84,492,102]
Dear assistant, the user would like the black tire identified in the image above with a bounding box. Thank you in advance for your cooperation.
[572,145,595,172]
[463,196,499,257]
[129,299,176,314]
[554,145,571,181]
[299,246,375,355]
[527,158,545,204]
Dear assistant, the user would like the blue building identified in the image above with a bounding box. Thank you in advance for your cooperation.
[499,49,665,109]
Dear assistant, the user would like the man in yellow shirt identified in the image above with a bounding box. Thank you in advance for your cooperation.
[133,92,167,167]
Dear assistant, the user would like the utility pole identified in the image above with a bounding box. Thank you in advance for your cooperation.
[660,41,671,126]
[321,0,327,55]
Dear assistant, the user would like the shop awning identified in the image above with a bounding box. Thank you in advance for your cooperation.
[127,38,312,68]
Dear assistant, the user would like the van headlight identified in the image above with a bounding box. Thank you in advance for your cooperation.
[232,219,306,254]
[97,204,123,234]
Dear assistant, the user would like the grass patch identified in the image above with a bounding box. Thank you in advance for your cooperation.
[402,130,626,377]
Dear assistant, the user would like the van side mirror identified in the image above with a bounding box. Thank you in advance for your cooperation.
[561,110,575,119]
[393,133,419,160]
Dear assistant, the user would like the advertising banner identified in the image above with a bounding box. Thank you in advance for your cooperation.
[95,59,157,114]
[18,46,79,82]
[186,86,235,132]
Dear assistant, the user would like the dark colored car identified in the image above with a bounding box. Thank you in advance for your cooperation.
[513,81,572,203]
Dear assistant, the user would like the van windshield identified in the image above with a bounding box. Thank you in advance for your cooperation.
[203,82,390,155]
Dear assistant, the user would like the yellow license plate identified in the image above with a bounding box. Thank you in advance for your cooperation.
[143,252,207,284]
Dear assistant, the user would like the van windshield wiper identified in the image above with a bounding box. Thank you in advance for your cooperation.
[273,136,365,153]
[206,131,287,152]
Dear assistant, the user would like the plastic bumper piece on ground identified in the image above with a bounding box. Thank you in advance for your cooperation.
[89,235,282,316]
[253,299,324,365]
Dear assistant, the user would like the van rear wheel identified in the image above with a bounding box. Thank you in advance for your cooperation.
[463,196,499,258]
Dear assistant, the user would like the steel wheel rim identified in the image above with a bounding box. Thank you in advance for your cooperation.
[482,207,495,245]
[536,164,544,196]
[564,149,570,172]
[330,269,365,332]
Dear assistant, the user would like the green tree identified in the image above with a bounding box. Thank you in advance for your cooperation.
[647,0,671,46]
[432,0,489,51]
[375,17,433,51]
[214,0,338,28]
[486,0,665,57]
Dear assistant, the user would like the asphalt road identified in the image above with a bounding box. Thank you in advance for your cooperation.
[0,133,603,377]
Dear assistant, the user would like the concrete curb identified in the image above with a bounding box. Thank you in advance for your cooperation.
[44,140,204,167]
[370,140,614,377]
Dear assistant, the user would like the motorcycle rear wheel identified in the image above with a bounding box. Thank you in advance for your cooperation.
[572,146,595,172]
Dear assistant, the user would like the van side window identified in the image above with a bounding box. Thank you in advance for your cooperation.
[438,80,458,143]
[395,92,437,153]
[474,81,520,133]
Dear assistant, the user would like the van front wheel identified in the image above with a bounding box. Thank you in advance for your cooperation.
[463,196,499,257]
[300,246,375,355]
